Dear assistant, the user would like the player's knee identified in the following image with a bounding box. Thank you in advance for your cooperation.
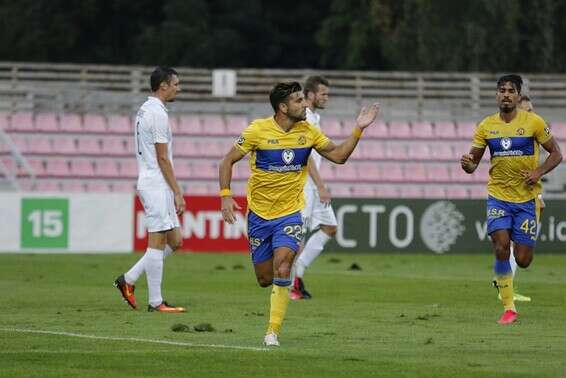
[516,255,533,268]
[257,276,272,288]
[275,262,292,279]
[494,243,511,259]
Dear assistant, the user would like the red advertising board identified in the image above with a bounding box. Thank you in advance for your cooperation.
[134,195,248,253]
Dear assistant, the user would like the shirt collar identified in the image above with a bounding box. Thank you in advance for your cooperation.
[148,96,168,112]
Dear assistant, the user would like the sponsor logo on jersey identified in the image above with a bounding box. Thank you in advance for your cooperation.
[500,137,512,150]
[282,149,295,165]
[516,128,525,135]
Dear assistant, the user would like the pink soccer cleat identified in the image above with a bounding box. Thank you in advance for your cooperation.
[497,310,518,325]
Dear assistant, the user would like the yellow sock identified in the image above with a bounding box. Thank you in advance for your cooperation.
[496,275,516,312]
[266,284,290,335]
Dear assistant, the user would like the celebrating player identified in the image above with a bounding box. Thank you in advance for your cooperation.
[219,82,379,346]
[460,74,562,324]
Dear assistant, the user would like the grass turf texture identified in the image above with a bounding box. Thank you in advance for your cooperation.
[1,253,566,377]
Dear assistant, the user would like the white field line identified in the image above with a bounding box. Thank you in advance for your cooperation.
[0,328,269,352]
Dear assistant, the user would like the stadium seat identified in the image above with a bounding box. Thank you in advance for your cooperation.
[231,182,247,196]
[112,181,136,192]
[179,115,202,135]
[11,112,34,131]
[86,181,111,192]
[59,113,83,132]
[84,114,107,133]
[385,142,408,160]
[173,139,197,157]
[469,185,488,199]
[77,137,102,155]
[35,113,59,132]
[95,160,120,177]
[27,136,53,154]
[426,164,450,182]
[225,115,248,136]
[46,159,71,177]
[449,165,473,183]
[336,164,357,181]
[351,186,375,197]
[433,121,457,139]
[200,140,224,158]
[101,137,128,156]
[359,164,381,181]
[0,113,9,129]
[380,164,403,182]
[234,163,250,179]
[471,165,489,183]
[361,141,386,160]
[374,186,398,198]
[446,186,469,198]
[27,158,46,176]
[423,186,446,198]
[174,160,192,179]
[329,185,351,197]
[407,143,431,160]
[319,163,336,179]
[58,136,78,155]
[70,160,95,177]
[550,122,566,140]
[10,135,28,153]
[430,143,454,161]
[404,163,427,182]
[399,186,423,198]
[119,159,138,178]
[364,121,389,138]
[191,160,218,179]
[411,121,434,139]
[201,115,227,135]
[107,115,131,133]
[36,180,60,192]
[456,121,477,138]
[61,181,85,192]
[388,121,411,139]
[320,117,342,138]
[169,115,180,134]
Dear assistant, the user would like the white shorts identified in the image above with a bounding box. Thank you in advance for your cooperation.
[302,188,338,232]
[138,189,180,233]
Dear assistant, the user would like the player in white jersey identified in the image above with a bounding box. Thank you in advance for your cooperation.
[114,66,186,313]
[291,76,338,300]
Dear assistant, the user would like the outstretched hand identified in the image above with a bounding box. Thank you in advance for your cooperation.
[356,103,380,129]
[221,196,242,224]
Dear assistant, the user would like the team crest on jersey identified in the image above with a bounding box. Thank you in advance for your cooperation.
[282,149,295,165]
[298,135,306,145]
[236,136,245,145]
[500,137,512,150]
[544,127,551,135]
[516,128,525,136]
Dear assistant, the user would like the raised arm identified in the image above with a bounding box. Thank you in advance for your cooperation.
[317,103,380,164]
[219,146,246,224]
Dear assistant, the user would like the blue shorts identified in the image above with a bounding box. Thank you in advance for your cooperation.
[487,196,540,247]
[247,210,303,265]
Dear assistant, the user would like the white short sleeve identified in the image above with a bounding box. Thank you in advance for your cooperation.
[152,112,170,144]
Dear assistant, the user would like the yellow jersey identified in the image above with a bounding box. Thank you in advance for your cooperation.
[234,116,330,219]
[472,109,552,202]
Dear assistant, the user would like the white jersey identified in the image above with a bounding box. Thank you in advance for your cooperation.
[135,96,173,190]
[305,107,323,190]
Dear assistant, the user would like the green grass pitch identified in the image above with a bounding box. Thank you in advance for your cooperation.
[1,252,566,377]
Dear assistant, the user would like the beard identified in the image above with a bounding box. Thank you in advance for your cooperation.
[288,111,306,122]
[499,103,515,113]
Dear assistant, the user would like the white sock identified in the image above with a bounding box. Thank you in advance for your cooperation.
[509,243,517,277]
[124,252,148,284]
[297,230,331,277]
[145,248,164,307]
[163,244,173,260]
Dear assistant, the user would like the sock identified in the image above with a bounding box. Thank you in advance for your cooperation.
[296,230,331,278]
[494,259,515,312]
[266,278,291,335]
[163,244,173,260]
[509,243,517,278]
[145,248,164,307]
[124,252,148,284]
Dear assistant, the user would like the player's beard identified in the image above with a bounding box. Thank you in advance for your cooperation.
[499,103,515,113]
[288,109,306,122]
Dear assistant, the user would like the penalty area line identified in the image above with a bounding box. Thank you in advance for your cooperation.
[0,328,269,352]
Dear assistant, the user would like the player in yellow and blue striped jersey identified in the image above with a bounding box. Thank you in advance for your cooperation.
[219,82,380,346]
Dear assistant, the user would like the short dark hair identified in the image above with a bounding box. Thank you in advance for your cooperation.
[150,66,178,92]
[497,74,522,94]
[304,76,329,96]
[269,82,302,112]
[519,95,531,102]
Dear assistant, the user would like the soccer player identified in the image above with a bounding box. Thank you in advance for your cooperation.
[114,66,186,313]
[219,82,379,346]
[460,74,562,324]
[291,76,337,300]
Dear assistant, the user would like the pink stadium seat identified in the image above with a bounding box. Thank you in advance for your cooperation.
[426,164,450,182]
[385,143,408,160]
[361,141,386,160]
[430,143,454,161]
[424,186,446,198]
[404,163,427,182]
[27,136,53,154]
[380,164,403,182]
[375,186,398,198]
[319,163,336,180]
[388,121,411,139]
[364,121,388,138]
[174,160,192,179]
[28,158,46,176]
[86,181,111,192]
[231,182,247,196]
[58,136,78,155]
[10,135,28,153]
[179,115,202,135]
[35,113,59,132]
[329,185,351,197]
[169,115,181,134]
[112,181,136,192]
[95,160,120,177]
[174,139,200,157]
[191,161,218,179]
[350,146,363,160]
[399,186,423,198]
[36,180,60,192]
[61,181,85,192]
[471,165,489,183]
[0,113,9,129]
[407,143,431,160]
[201,115,226,135]
[320,117,342,138]
[433,121,457,139]
[449,165,473,183]
[201,140,224,158]
[335,164,357,181]
[411,121,434,139]
[46,159,71,177]
[119,159,138,178]
[351,186,375,197]
[59,113,83,132]
[456,121,477,138]
[185,182,211,195]
[225,116,248,136]
[77,138,101,155]
[11,112,34,131]
[83,114,107,133]
[550,122,566,140]
[124,138,135,155]
[101,137,127,156]
[234,163,250,179]
[359,165,381,181]
[469,185,488,199]
[70,160,95,177]
[107,115,131,133]
[446,186,469,199]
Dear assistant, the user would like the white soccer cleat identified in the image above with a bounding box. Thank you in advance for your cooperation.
[263,332,280,347]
